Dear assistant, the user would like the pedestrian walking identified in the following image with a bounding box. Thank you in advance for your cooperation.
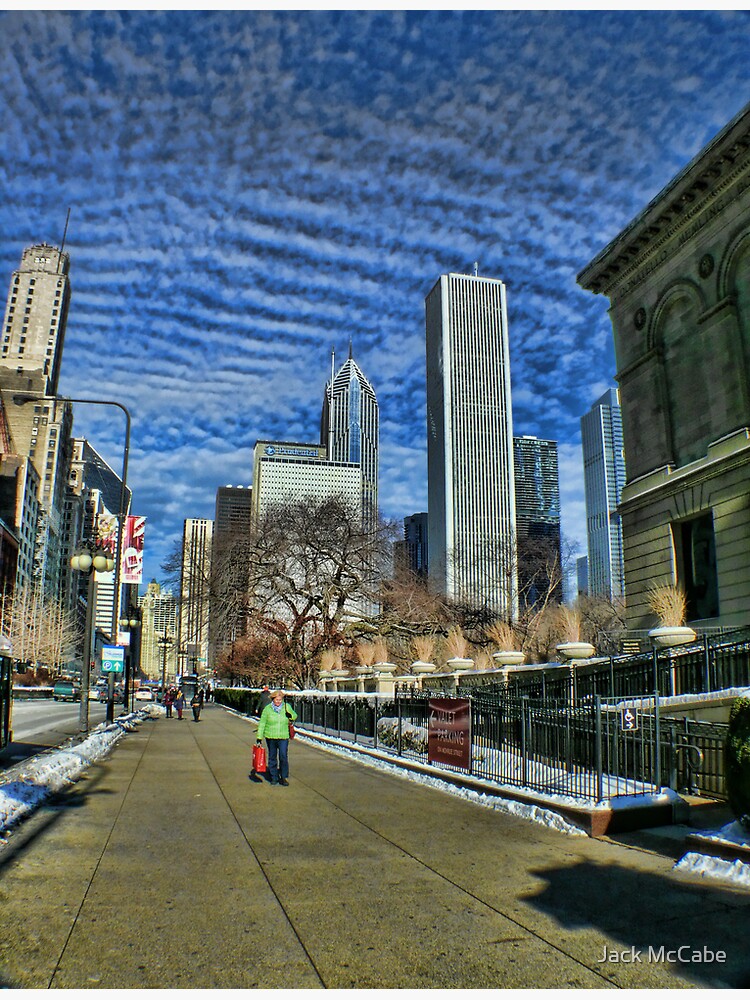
[163,686,175,718]
[174,688,185,720]
[191,688,203,722]
[259,685,272,710]
[256,690,297,786]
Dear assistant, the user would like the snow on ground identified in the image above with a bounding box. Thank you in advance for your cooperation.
[0,705,161,845]
[674,852,750,889]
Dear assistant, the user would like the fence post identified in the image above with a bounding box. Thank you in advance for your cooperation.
[703,633,711,692]
[353,693,358,744]
[397,689,403,756]
[653,688,661,790]
[609,656,615,699]
[521,695,529,787]
[595,694,603,802]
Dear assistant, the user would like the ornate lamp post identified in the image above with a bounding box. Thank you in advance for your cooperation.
[118,606,141,713]
[158,632,174,701]
[70,535,115,734]
[14,393,132,642]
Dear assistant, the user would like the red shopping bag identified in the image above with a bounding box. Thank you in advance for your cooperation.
[252,742,267,773]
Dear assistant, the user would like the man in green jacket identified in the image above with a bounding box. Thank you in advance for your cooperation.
[256,690,298,786]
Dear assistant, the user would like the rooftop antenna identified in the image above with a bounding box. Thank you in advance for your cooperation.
[473,261,479,277]
[58,207,71,272]
[348,337,353,361]
[328,347,335,459]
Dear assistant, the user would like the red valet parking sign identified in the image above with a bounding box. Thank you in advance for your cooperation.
[428,698,471,770]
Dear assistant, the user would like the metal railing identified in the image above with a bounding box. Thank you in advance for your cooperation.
[286,688,664,803]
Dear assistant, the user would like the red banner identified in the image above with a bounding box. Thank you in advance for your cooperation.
[122,515,146,583]
[428,698,471,770]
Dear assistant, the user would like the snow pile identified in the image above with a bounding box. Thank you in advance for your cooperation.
[674,852,750,888]
[0,706,158,842]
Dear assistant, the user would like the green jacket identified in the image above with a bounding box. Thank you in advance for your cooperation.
[257,701,297,740]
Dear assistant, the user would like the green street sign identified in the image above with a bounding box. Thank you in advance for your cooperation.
[101,645,125,674]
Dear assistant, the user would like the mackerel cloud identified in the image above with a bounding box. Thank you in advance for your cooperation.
[1,9,748,581]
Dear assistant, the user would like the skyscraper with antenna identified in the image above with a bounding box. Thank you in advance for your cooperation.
[320,344,379,523]
[0,242,71,395]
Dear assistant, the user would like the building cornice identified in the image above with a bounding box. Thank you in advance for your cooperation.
[578,101,750,297]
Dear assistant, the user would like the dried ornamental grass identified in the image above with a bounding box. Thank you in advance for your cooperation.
[485,621,519,652]
[647,584,687,627]
[320,649,343,671]
[412,634,436,663]
[355,642,376,667]
[371,636,389,664]
[444,626,469,660]
[473,649,494,671]
[556,606,582,643]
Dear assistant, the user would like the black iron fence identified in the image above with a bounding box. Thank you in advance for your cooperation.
[283,688,668,803]
[442,629,750,704]
[217,626,749,803]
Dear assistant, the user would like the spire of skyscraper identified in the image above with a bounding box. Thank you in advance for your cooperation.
[320,350,379,523]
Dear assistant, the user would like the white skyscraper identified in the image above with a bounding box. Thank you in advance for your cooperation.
[425,272,517,616]
[580,388,626,601]
[180,518,213,678]
[320,347,379,522]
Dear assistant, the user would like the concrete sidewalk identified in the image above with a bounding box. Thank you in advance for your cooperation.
[0,703,748,989]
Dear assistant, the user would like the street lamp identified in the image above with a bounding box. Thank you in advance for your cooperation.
[70,535,115,734]
[13,393,132,640]
[118,606,141,713]
[158,632,174,701]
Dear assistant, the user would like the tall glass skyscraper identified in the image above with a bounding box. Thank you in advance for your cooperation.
[513,435,562,609]
[425,272,517,616]
[580,388,626,600]
[320,347,379,522]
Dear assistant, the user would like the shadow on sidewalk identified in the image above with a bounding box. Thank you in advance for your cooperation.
[523,858,750,987]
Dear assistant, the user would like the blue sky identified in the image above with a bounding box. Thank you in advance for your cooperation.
[2,9,750,590]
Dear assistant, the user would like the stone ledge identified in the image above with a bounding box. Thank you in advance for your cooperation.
[685,832,750,865]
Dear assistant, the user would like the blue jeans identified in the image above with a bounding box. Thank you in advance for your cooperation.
[266,739,289,782]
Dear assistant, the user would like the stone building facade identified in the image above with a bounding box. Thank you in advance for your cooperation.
[578,102,750,628]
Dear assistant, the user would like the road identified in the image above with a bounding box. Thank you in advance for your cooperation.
[1,699,108,767]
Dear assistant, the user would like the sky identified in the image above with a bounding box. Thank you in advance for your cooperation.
[2,9,750,589]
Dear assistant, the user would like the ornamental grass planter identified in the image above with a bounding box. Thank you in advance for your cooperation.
[492,650,525,667]
[556,642,595,661]
[447,657,474,672]
[411,660,437,674]
[648,625,697,648]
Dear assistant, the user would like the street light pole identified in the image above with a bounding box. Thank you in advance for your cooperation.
[159,631,174,698]
[14,393,132,721]
[70,531,115,734]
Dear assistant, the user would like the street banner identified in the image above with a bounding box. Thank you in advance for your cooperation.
[428,697,471,770]
[97,511,118,549]
[122,515,146,583]
[101,645,125,674]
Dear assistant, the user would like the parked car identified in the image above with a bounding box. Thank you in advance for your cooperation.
[53,680,81,702]
[134,688,154,701]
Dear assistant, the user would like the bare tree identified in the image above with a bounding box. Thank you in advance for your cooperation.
[0,585,79,676]
[207,496,397,687]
